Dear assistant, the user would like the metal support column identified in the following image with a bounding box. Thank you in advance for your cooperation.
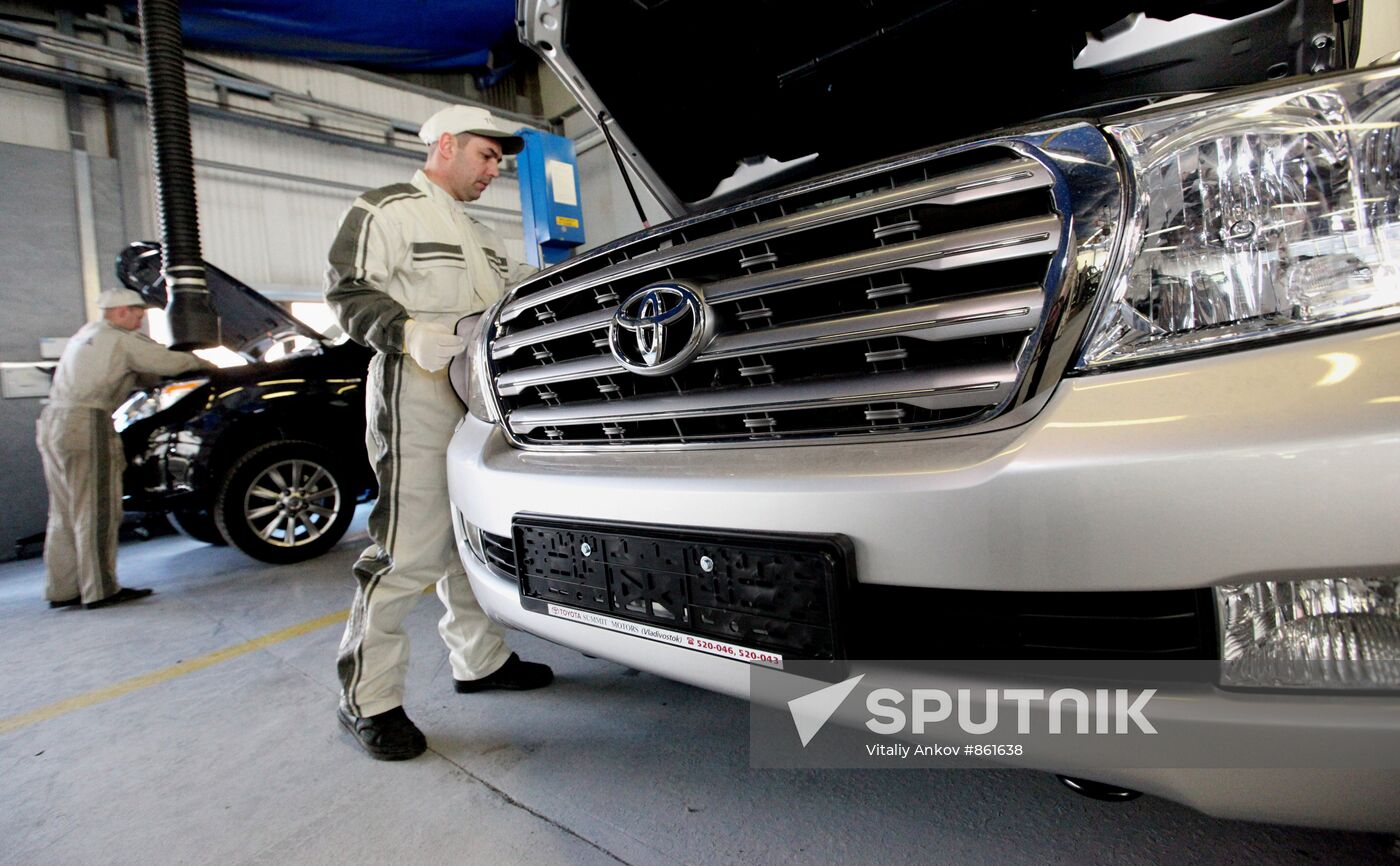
[57,10,102,321]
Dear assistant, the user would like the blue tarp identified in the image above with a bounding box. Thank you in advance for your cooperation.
[161,1,518,75]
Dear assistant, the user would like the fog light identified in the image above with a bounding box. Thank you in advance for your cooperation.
[466,520,487,564]
[449,505,485,564]
[1216,578,1400,689]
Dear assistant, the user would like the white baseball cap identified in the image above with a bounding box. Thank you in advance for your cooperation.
[417,105,525,155]
[97,287,151,309]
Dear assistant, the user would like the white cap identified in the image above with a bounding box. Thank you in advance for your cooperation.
[417,105,525,155]
[97,287,151,309]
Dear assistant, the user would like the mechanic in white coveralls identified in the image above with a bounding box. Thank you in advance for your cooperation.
[37,287,211,610]
[325,105,552,761]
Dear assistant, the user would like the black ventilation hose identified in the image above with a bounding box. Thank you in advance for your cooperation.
[139,0,218,350]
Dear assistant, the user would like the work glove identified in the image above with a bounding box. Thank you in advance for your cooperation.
[402,318,466,372]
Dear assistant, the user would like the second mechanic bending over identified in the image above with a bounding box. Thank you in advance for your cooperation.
[326,105,552,761]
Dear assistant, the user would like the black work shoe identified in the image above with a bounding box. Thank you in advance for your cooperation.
[454,653,554,693]
[337,705,426,761]
[83,587,154,610]
[48,597,81,609]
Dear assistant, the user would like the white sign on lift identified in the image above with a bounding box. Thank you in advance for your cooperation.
[546,159,578,206]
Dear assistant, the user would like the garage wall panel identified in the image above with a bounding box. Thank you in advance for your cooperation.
[0,143,90,359]
[190,114,404,296]
[0,37,113,156]
[189,115,525,300]
[0,81,69,151]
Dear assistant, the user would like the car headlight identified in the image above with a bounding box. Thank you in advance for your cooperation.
[450,308,501,424]
[112,378,209,432]
[1217,576,1400,690]
[1078,66,1400,370]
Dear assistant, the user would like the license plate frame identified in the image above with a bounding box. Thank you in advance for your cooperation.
[513,515,853,663]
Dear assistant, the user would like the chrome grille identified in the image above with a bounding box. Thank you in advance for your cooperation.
[487,131,1119,448]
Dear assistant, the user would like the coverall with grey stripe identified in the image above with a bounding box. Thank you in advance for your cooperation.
[38,319,208,604]
[326,170,531,718]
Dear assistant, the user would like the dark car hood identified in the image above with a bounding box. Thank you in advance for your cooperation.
[524,0,1337,215]
[117,241,324,362]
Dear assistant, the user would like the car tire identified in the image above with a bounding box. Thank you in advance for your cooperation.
[168,508,228,546]
[214,441,356,564]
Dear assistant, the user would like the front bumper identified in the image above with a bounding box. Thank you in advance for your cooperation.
[446,321,1400,829]
[450,322,1400,590]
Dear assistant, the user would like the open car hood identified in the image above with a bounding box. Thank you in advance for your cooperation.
[117,242,324,362]
[523,0,1338,216]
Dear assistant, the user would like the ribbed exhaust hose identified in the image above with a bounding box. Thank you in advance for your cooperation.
[138,0,219,350]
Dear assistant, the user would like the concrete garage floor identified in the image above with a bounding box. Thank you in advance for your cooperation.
[0,508,1394,866]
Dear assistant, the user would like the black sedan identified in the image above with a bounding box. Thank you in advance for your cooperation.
[115,242,375,563]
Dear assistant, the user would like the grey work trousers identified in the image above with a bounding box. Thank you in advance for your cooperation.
[336,353,510,718]
[36,406,123,604]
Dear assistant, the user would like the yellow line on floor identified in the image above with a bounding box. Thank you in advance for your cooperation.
[0,608,348,737]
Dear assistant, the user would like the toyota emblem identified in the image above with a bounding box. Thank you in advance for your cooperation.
[609,282,712,376]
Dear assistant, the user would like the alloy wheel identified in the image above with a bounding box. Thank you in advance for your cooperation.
[241,458,342,548]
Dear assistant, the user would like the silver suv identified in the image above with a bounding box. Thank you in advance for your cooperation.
[446,0,1400,830]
